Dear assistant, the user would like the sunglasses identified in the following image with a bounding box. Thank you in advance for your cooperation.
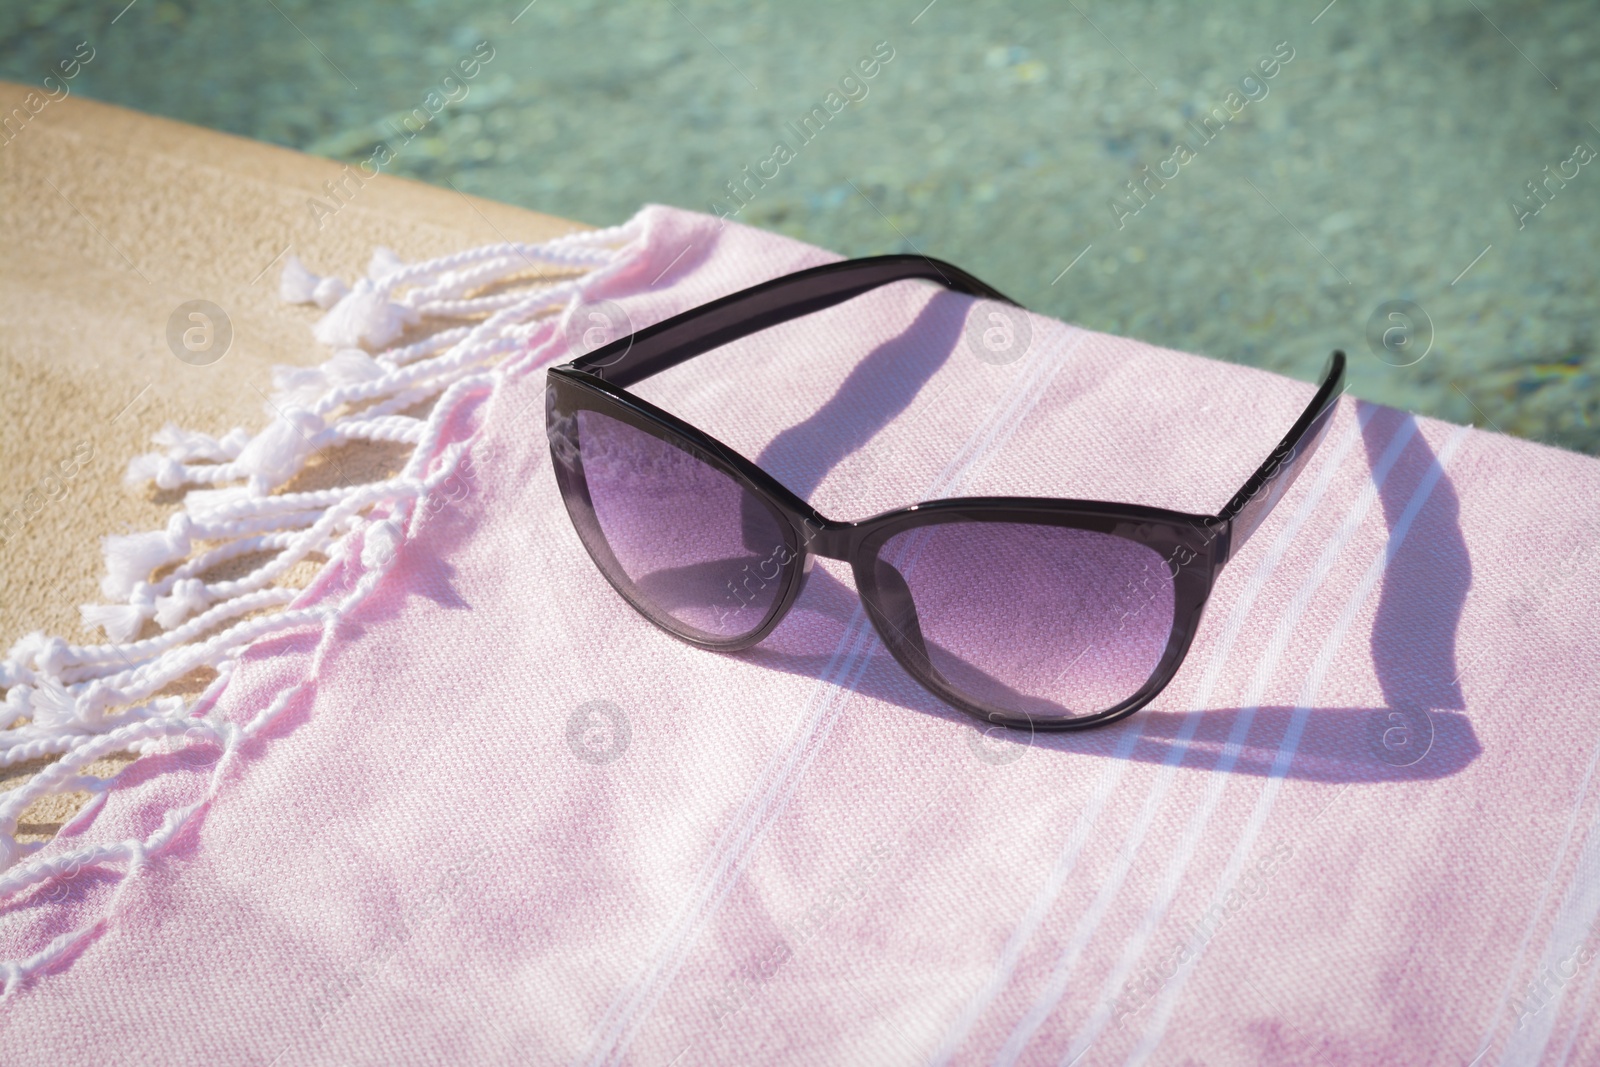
[546,255,1344,730]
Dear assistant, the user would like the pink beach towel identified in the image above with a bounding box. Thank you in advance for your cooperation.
[2,205,1598,1066]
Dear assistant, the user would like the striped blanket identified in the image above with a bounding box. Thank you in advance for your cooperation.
[2,205,1597,1066]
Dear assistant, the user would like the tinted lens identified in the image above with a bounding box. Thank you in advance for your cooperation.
[569,408,795,641]
[873,522,1175,720]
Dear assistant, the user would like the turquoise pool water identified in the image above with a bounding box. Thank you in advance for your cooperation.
[4,0,1596,453]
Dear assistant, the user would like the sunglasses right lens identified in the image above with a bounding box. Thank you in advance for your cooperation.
[872,520,1176,722]
[559,406,797,643]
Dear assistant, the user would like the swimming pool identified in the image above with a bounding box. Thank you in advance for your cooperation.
[3,0,1595,453]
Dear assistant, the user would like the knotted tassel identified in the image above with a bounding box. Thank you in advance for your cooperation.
[280,254,350,309]
[80,581,158,642]
[151,424,250,464]
[367,246,405,281]
[26,676,78,731]
[233,407,326,494]
[100,514,194,600]
[312,278,419,350]
[312,276,350,309]
[279,254,320,304]
[123,451,189,492]
[7,633,71,681]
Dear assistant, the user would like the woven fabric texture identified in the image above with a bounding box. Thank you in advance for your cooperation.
[2,205,1598,1067]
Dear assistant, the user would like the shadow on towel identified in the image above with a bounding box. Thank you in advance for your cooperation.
[737,295,1476,785]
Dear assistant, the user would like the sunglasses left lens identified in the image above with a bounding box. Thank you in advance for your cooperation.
[555,405,797,643]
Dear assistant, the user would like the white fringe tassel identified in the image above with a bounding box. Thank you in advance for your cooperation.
[0,215,648,998]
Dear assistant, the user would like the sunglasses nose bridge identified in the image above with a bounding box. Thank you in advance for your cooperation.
[795,519,857,563]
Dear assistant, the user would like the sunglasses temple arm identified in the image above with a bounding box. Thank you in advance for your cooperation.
[573,255,1020,387]
[1213,350,1347,563]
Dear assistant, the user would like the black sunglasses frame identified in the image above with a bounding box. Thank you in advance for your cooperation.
[546,255,1345,730]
